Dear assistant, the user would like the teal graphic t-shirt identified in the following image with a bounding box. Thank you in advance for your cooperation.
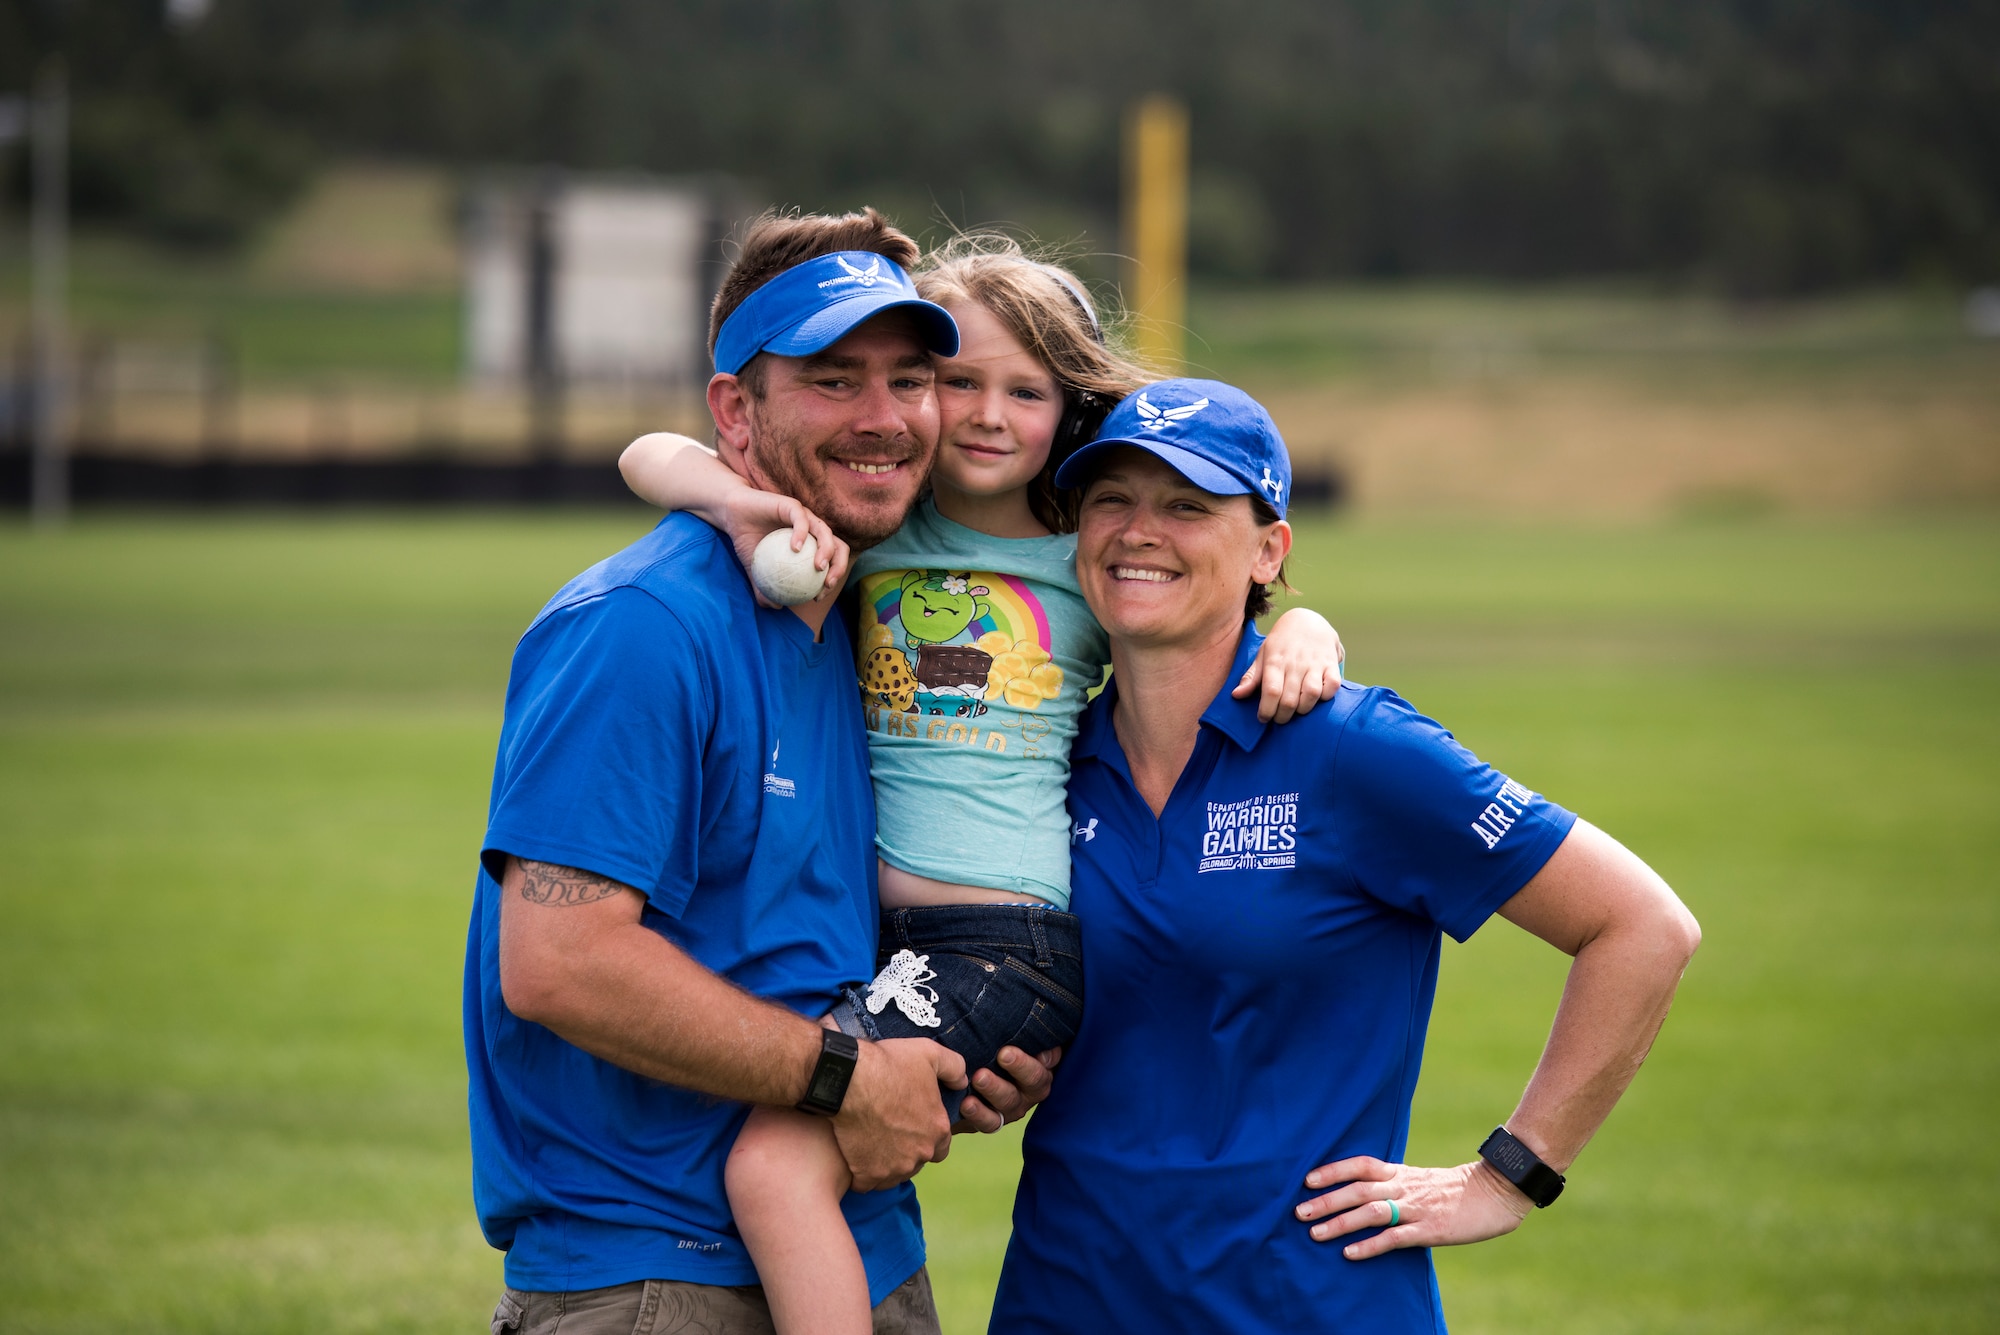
[851,498,1109,908]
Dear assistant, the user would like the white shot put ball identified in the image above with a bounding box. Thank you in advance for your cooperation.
[750,530,825,606]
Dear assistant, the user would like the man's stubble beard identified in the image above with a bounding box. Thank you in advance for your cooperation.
[744,412,932,554]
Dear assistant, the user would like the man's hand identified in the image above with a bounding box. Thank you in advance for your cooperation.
[1292,1155,1532,1260]
[952,1046,1062,1134]
[831,1036,966,1191]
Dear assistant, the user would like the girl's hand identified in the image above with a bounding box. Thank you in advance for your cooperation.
[618,431,849,609]
[1293,1155,1533,1260]
[1235,607,1345,724]
[719,488,851,610]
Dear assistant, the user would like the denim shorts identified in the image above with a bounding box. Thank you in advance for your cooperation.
[831,903,1083,1122]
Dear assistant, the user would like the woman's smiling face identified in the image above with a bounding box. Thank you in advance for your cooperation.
[1076,447,1291,649]
[930,301,1066,499]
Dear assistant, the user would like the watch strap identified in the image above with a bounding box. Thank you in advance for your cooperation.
[796,1029,860,1117]
[1478,1125,1565,1207]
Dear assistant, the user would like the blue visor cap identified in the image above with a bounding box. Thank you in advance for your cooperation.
[712,251,959,375]
[1054,377,1293,518]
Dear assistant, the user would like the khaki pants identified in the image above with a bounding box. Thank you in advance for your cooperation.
[490,1268,941,1335]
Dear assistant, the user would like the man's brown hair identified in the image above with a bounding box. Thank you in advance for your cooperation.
[708,208,922,396]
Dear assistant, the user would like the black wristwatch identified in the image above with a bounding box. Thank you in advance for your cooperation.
[1478,1125,1565,1207]
[796,1029,860,1117]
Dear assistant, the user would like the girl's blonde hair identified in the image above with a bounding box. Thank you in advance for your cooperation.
[916,234,1155,533]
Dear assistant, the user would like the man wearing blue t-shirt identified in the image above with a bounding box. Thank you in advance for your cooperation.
[464,210,1045,1335]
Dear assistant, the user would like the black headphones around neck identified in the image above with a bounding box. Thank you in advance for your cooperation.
[1039,265,1113,475]
[1050,390,1111,474]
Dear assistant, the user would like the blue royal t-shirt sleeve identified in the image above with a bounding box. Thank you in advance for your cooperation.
[483,585,711,916]
[1330,687,1577,942]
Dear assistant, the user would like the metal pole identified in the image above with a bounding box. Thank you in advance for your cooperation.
[1124,94,1189,373]
[525,172,564,465]
[30,58,69,525]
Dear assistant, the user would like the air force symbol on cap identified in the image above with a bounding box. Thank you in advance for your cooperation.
[1134,392,1210,433]
[1050,377,1292,521]
[817,255,899,290]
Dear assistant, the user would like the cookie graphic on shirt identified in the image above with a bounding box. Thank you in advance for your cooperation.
[862,645,919,713]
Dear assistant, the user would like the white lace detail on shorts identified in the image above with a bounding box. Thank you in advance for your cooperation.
[865,949,942,1028]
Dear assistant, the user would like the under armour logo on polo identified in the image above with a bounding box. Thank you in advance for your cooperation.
[1133,393,1209,433]
[1072,818,1098,844]
[1260,468,1284,504]
[817,255,898,290]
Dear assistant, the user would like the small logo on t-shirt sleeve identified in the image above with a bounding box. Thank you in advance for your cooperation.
[1470,778,1536,849]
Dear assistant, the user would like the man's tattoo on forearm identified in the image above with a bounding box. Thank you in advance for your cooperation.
[516,860,627,907]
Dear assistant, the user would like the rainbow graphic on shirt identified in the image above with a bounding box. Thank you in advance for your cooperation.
[856,569,1065,719]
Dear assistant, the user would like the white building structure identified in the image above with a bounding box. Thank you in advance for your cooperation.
[464,175,727,389]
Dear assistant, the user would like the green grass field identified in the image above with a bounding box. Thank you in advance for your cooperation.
[3,512,1996,1333]
[0,232,463,386]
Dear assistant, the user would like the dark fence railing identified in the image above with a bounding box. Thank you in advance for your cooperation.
[0,450,643,508]
[0,450,1346,511]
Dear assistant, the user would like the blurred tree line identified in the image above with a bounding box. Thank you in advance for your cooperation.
[4,0,1996,292]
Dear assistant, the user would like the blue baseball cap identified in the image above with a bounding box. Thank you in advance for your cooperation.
[1054,378,1293,518]
[711,250,959,375]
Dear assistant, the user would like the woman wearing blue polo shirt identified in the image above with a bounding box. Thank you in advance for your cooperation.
[988,380,1702,1333]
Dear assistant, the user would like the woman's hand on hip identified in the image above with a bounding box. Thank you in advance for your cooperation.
[1294,1155,1532,1260]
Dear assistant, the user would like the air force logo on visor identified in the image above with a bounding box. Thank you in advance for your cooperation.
[817,255,899,290]
[1134,392,1210,433]
[711,250,954,375]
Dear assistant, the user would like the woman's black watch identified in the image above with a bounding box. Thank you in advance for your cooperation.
[1478,1126,1565,1207]
[796,1029,860,1117]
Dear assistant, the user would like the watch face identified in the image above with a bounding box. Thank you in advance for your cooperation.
[1485,1131,1535,1178]
[1480,1127,1563,1206]
[806,1060,849,1107]
[800,1032,858,1115]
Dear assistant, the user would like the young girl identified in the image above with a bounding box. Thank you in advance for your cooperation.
[620,236,1345,1334]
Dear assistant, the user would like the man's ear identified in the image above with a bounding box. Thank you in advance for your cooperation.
[707,373,754,475]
